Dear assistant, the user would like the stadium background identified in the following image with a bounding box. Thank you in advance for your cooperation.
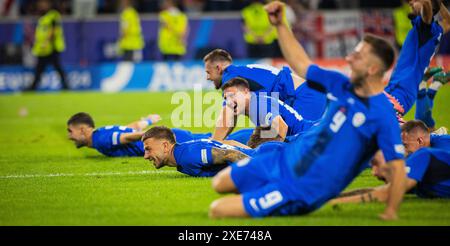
[0,0,449,225]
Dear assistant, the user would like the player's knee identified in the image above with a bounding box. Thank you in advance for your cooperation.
[209,199,226,219]
[212,173,226,193]
[212,168,231,193]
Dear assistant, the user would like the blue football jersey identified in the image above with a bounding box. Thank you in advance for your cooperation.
[406,148,450,198]
[272,65,405,210]
[92,126,144,157]
[248,93,317,137]
[222,64,327,121]
[173,139,254,177]
[430,134,450,151]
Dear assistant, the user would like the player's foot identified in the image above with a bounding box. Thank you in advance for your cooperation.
[433,71,450,85]
[423,67,443,82]
[433,126,448,135]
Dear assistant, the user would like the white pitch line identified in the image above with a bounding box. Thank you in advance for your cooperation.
[0,170,178,179]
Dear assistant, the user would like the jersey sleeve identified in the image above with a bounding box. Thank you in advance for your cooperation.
[376,112,405,162]
[181,143,215,169]
[405,149,431,182]
[305,64,349,96]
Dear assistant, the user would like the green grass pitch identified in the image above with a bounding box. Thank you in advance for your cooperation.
[0,87,449,225]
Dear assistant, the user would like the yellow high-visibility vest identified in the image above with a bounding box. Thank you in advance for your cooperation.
[32,10,65,57]
[158,9,188,55]
[241,2,277,45]
[393,3,413,46]
[119,7,144,51]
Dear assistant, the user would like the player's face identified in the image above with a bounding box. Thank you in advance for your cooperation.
[223,87,249,116]
[401,131,424,156]
[143,138,169,169]
[346,41,373,85]
[67,124,88,148]
[205,61,222,89]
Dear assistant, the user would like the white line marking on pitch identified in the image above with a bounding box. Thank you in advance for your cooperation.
[0,170,178,179]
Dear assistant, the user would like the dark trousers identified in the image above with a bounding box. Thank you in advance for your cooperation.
[30,52,68,90]
[246,41,282,59]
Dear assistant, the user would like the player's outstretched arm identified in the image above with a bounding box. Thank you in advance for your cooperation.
[127,114,161,131]
[379,159,407,221]
[264,1,312,78]
[329,186,388,205]
[211,148,250,165]
[119,131,145,145]
[212,106,237,141]
[220,140,252,149]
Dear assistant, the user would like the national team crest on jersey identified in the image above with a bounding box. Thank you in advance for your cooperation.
[352,112,366,128]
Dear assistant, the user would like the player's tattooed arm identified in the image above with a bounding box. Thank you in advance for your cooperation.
[329,185,389,205]
[211,148,250,165]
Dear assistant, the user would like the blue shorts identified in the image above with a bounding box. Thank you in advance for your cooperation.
[230,150,313,217]
[230,152,276,193]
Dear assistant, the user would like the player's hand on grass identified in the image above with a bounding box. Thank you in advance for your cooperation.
[145,114,161,124]
[264,1,285,26]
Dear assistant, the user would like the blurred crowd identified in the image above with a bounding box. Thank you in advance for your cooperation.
[1,0,421,16]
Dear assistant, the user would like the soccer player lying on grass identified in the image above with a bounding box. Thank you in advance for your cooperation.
[383,0,449,123]
[221,77,317,147]
[330,120,450,203]
[67,112,161,157]
[203,49,327,142]
[67,112,255,157]
[415,67,449,130]
[208,1,406,221]
[142,126,284,177]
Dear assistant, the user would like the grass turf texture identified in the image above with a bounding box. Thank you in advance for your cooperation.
[0,88,449,225]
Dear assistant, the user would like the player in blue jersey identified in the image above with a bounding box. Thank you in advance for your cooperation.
[203,49,327,141]
[383,0,449,122]
[141,126,284,177]
[221,77,317,147]
[208,1,406,220]
[331,120,450,203]
[67,112,161,157]
[67,112,255,157]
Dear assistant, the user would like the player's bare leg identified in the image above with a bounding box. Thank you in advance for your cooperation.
[212,167,238,194]
[209,195,249,218]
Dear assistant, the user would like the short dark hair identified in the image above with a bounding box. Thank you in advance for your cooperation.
[221,77,250,91]
[203,49,233,63]
[67,112,95,128]
[142,126,176,144]
[363,34,396,72]
[401,120,430,134]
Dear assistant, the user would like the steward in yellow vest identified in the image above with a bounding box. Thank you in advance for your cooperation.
[158,0,188,60]
[393,1,413,48]
[241,0,279,58]
[28,0,68,91]
[119,0,144,62]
